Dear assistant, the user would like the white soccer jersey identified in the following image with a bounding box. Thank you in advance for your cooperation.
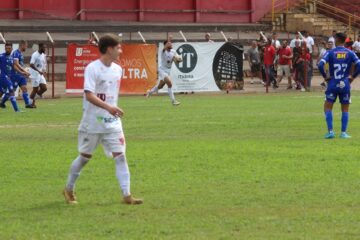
[78,59,123,134]
[29,51,47,77]
[160,49,176,70]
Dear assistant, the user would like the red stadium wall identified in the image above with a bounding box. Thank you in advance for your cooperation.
[0,0,273,23]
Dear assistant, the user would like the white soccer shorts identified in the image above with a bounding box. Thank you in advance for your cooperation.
[78,131,126,157]
[30,74,47,87]
[158,68,171,82]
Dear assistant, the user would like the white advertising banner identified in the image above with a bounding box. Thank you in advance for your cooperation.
[158,42,224,92]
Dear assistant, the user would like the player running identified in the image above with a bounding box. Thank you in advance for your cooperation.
[63,34,143,205]
[0,43,21,112]
[318,32,360,139]
[2,40,34,108]
[29,43,47,108]
[146,40,181,106]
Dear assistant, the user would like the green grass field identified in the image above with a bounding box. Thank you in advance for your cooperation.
[1,92,360,239]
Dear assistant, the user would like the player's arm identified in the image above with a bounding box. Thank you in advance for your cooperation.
[318,52,329,80]
[84,91,124,118]
[13,59,30,76]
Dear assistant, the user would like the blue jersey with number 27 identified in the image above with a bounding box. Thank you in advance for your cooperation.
[319,46,360,82]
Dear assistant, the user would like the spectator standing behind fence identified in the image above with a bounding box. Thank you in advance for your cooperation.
[290,32,303,48]
[263,38,277,88]
[352,34,360,58]
[328,30,336,49]
[297,42,311,91]
[257,34,267,86]
[317,41,333,88]
[205,33,214,43]
[292,40,302,89]
[271,32,281,49]
[276,40,293,89]
[303,31,314,88]
[247,41,262,84]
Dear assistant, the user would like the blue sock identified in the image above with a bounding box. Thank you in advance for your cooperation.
[341,112,349,132]
[22,92,30,106]
[9,96,19,112]
[1,93,9,105]
[325,110,333,132]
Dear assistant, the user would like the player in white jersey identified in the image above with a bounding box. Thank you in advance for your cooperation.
[29,43,47,108]
[63,34,143,205]
[146,40,182,105]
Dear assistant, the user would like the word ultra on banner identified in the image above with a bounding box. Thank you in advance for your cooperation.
[66,43,157,94]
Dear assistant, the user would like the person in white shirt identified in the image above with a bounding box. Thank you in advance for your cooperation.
[146,40,182,105]
[29,43,47,108]
[205,33,214,43]
[352,34,360,58]
[328,30,336,49]
[63,34,143,205]
[290,32,303,48]
[302,31,315,54]
[271,32,281,49]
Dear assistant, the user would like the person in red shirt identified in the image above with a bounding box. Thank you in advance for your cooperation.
[263,38,277,88]
[277,40,293,89]
[296,42,311,91]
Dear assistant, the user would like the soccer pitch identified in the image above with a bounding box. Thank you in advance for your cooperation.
[1,92,360,239]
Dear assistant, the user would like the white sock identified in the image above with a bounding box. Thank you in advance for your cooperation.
[114,154,131,196]
[149,86,158,94]
[168,87,175,102]
[65,155,90,191]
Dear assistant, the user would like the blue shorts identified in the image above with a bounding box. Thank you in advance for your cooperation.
[11,73,27,88]
[0,75,14,93]
[325,79,351,104]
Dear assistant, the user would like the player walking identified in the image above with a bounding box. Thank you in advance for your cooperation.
[63,34,143,205]
[318,32,360,139]
[8,40,33,108]
[0,43,21,112]
[146,40,181,106]
[29,43,47,108]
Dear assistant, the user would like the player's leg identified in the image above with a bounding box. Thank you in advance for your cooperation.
[3,77,20,112]
[339,86,351,138]
[102,132,143,205]
[37,82,47,97]
[17,75,32,108]
[29,76,40,107]
[63,132,99,204]
[147,80,165,97]
[324,87,336,138]
[164,76,180,105]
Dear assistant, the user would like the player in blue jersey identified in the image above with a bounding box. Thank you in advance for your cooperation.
[0,43,20,112]
[1,40,33,109]
[318,32,360,139]
[11,40,33,108]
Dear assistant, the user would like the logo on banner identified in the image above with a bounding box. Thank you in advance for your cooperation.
[75,48,83,56]
[212,42,243,85]
[175,44,197,73]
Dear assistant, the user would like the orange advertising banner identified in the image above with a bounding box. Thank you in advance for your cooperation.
[66,43,157,94]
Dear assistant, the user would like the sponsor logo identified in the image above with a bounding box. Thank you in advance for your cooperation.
[175,44,198,73]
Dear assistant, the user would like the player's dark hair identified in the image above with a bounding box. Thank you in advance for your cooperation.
[163,40,169,45]
[5,42,12,47]
[98,34,121,54]
[335,32,347,43]
[38,43,45,48]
